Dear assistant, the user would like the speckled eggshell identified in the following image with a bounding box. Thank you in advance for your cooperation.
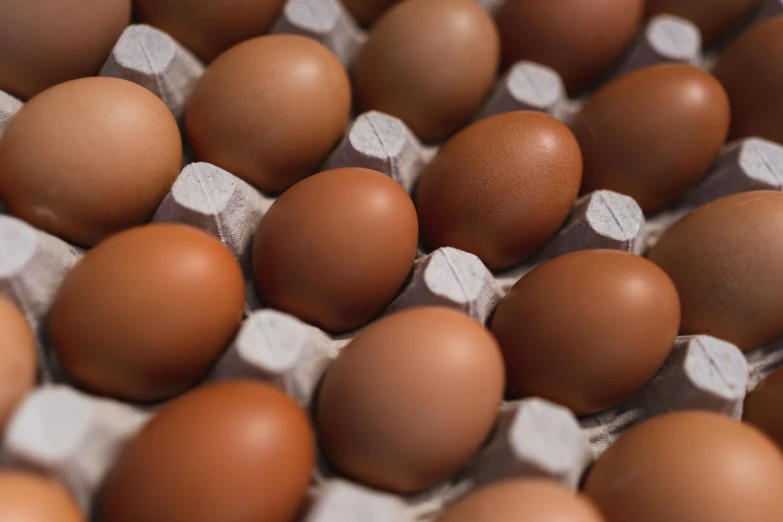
[645,0,760,46]
[0,297,37,430]
[744,367,783,451]
[0,472,84,522]
[341,0,402,26]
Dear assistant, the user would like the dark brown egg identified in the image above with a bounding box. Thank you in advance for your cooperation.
[186,35,350,194]
[50,224,245,403]
[584,411,783,522]
[0,471,84,522]
[573,64,730,212]
[497,0,643,93]
[0,297,37,430]
[317,307,505,494]
[252,167,418,333]
[491,250,679,415]
[648,191,783,351]
[101,380,315,522]
[0,0,130,100]
[415,111,582,271]
[0,77,182,246]
[341,0,402,26]
[352,0,499,142]
[135,0,286,62]
[713,15,783,145]
[646,0,760,46]
[744,367,783,450]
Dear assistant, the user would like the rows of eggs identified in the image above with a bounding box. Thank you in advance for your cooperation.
[2,0,783,521]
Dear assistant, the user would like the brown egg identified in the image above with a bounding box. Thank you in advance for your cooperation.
[252,167,417,333]
[436,480,604,522]
[317,307,504,493]
[491,250,679,415]
[101,380,314,522]
[50,224,245,403]
[0,0,130,100]
[341,0,402,26]
[646,0,760,46]
[0,297,37,429]
[572,64,730,212]
[713,15,783,145]
[497,0,643,93]
[0,77,182,246]
[135,0,286,62]
[648,191,783,351]
[352,0,499,142]
[0,471,84,522]
[744,367,783,450]
[186,35,350,194]
[415,111,582,271]
[584,411,783,522]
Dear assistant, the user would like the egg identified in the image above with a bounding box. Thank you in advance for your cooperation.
[436,480,604,522]
[316,307,504,493]
[0,471,84,522]
[50,224,245,403]
[744,367,783,450]
[134,0,286,62]
[648,191,783,351]
[186,35,350,194]
[415,111,582,271]
[491,250,679,415]
[0,0,130,100]
[252,167,417,333]
[341,0,402,26]
[645,0,760,46]
[0,297,37,429]
[584,411,783,522]
[101,380,314,522]
[496,0,643,93]
[0,77,182,246]
[352,0,499,142]
[713,15,783,145]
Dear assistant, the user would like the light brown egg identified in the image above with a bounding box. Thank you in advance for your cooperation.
[252,168,418,333]
[341,0,402,26]
[415,111,582,271]
[0,471,84,522]
[50,224,245,403]
[352,0,499,142]
[646,0,760,46]
[134,0,286,62]
[436,480,604,522]
[713,15,783,145]
[0,0,130,100]
[584,411,783,522]
[496,0,643,93]
[101,380,315,522]
[186,35,350,194]
[648,191,783,351]
[0,77,182,246]
[317,307,504,494]
[744,366,783,450]
[572,64,730,212]
[0,297,37,429]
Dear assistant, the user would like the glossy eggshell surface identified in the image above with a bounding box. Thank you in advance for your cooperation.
[415,111,582,271]
[744,367,783,450]
[0,297,37,430]
[572,64,730,212]
[50,224,245,403]
[648,191,783,350]
[186,35,351,194]
[584,411,783,522]
[645,0,760,46]
[101,381,315,522]
[352,0,499,142]
[252,168,418,333]
[0,471,84,522]
[316,307,505,494]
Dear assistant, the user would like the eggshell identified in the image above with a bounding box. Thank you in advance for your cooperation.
[744,367,783,450]
[648,191,783,351]
[341,0,402,26]
[584,411,783,522]
[415,111,582,271]
[316,307,505,494]
[436,480,604,522]
[135,0,286,62]
[496,0,643,93]
[186,35,351,194]
[0,297,37,430]
[352,0,499,142]
[0,77,182,246]
[713,15,783,145]
[0,0,130,100]
[645,0,759,46]
[0,471,84,522]
[572,64,730,212]
[50,224,245,403]
[101,380,315,522]
[252,167,418,333]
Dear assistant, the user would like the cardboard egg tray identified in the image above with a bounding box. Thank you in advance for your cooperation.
[2,0,783,520]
